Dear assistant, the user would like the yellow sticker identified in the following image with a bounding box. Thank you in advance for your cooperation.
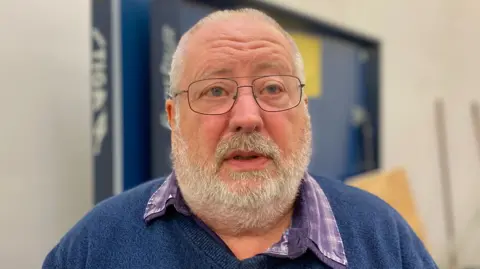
[289,32,322,98]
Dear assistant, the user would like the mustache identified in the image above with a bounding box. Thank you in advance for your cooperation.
[215,132,281,165]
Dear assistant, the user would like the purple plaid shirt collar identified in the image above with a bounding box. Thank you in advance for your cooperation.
[144,172,348,268]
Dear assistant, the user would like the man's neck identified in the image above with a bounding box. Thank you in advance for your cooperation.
[209,209,294,260]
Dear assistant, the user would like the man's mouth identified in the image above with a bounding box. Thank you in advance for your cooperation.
[226,151,266,160]
[223,151,271,171]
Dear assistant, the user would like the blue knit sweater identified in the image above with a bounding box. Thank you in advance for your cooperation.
[43,176,438,268]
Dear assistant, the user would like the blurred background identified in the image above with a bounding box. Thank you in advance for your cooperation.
[0,0,479,268]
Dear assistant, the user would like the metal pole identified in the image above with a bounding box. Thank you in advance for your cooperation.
[434,99,458,269]
[471,101,480,163]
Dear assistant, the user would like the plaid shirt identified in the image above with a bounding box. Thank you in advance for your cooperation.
[144,172,348,268]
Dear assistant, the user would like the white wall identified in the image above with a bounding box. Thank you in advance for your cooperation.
[447,0,480,265]
[262,0,480,267]
[0,1,92,269]
[1,0,479,268]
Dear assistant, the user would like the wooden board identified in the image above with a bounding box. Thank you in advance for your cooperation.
[346,167,428,246]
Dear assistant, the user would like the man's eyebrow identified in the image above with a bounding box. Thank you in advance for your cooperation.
[198,68,233,79]
[197,62,290,80]
[253,62,290,74]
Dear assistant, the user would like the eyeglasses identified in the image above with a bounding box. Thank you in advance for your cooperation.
[171,75,305,115]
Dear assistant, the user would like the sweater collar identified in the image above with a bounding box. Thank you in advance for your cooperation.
[144,172,347,268]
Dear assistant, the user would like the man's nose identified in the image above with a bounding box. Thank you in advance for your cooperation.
[228,88,264,133]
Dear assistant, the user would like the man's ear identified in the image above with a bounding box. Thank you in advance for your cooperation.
[166,99,175,129]
[303,95,308,105]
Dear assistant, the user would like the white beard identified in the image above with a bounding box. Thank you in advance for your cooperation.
[170,111,312,235]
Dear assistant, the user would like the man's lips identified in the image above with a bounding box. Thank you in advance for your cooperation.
[224,150,268,160]
[222,150,272,171]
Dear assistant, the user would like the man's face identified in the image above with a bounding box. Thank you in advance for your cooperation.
[166,16,312,220]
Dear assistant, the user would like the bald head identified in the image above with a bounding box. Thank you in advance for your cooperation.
[169,8,305,97]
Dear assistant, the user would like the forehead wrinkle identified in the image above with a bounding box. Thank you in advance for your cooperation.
[249,54,292,75]
[208,37,289,51]
[185,20,296,80]
[193,55,238,80]
[192,49,292,80]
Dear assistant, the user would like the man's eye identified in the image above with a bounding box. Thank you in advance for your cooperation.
[263,84,283,94]
[205,87,226,97]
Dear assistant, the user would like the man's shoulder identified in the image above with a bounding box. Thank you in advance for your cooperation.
[311,174,437,268]
[310,174,408,227]
[42,177,169,268]
[60,177,167,236]
[93,177,164,213]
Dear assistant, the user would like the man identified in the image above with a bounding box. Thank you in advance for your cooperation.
[43,8,437,269]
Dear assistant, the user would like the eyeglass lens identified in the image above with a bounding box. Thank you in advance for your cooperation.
[187,75,301,114]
